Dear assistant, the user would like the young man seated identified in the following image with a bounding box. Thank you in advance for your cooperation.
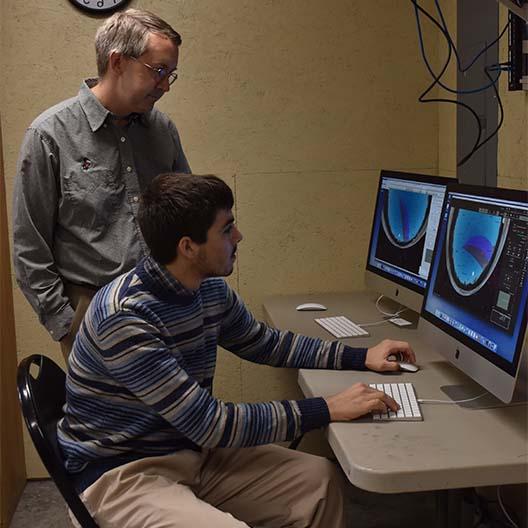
[58,173,416,528]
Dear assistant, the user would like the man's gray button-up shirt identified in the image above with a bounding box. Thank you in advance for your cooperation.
[13,79,191,340]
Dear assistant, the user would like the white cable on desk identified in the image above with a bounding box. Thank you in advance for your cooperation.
[358,318,392,328]
[497,485,519,528]
[356,295,409,327]
[417,392,487,404]
[375,295,407,318]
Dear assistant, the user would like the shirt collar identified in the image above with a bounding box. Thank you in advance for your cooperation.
[137,256,197,302]
[79,79,151,132]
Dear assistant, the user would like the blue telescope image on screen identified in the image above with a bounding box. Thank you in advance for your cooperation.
[381,189,431,248]
[446,209,509,297]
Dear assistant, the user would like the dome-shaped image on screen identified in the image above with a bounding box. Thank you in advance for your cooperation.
[381,189,431,249]
[446,208,510,296]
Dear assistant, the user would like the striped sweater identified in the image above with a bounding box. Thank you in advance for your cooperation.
[57,256,367,484]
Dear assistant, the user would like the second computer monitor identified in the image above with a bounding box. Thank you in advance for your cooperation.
[365,170,453,312]
[421,184,528,404]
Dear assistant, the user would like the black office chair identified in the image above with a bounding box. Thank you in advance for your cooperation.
[17,354,99,528]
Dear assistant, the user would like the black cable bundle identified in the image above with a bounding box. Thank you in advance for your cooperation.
[410,1,509,167]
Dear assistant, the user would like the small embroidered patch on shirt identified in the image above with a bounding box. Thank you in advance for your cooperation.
[81,158,92,171]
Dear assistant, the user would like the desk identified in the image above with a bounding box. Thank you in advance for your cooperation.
[263,291,528,497]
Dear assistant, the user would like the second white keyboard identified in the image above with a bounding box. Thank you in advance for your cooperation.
[369,382,423,421]
[315,316,369,338]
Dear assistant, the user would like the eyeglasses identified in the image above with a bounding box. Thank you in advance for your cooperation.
[131,57,178,85]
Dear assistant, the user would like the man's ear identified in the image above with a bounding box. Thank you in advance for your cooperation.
[178,236,199,260]
[108,51,126,76]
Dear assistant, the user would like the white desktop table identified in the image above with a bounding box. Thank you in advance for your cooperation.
[263,292,528,497]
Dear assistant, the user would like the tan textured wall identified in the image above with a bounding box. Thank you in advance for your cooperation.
[2,1,439,476]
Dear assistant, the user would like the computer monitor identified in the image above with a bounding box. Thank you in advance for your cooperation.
[365,170,453,313]
[421,184,528,405]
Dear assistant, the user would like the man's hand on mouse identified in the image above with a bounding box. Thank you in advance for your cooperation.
[364,339,416,372]
[325,382,399,421]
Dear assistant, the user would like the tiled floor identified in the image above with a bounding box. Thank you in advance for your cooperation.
[10,477,438,528]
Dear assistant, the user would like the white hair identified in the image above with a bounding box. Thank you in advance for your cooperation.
[95,8,182,76]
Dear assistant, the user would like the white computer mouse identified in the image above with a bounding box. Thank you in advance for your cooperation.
[295,303,327,311]
[398,362,420,373]
[387,354,419,372]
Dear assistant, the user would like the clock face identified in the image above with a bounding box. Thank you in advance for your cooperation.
[69,0,130,14]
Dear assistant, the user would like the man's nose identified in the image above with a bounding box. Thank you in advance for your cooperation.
[159,75,171,92]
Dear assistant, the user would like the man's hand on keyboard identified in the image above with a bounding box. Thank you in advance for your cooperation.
[365,339,416,372]
[325,382,399,421]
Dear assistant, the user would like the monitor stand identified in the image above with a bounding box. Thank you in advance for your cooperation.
[440,352,528,409]
[440,383,527,409]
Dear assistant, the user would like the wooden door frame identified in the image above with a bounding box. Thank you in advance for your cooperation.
[0,113,26,527]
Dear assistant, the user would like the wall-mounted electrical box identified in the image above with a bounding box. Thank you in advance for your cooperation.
[499,0,528,90]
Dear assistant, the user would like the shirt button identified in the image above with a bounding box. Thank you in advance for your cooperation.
[120,137,126,143]
[133,196,139,203]
[126,166,132,173]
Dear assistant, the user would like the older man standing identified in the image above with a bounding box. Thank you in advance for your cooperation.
[13,9,190,359]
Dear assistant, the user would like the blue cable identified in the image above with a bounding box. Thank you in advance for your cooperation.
[410,1,483,164]
[411,0,505,95]
[410,0,509,166]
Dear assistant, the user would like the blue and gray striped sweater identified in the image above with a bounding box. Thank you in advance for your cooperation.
[58,256,367,486]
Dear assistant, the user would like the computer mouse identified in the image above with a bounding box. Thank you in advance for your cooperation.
[295,303,327,311]
[387,354,419,372]
[397,362,419,373]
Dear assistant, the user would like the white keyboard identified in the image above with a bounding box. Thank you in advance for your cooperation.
[369,382,423,421]
[315,316,369,338]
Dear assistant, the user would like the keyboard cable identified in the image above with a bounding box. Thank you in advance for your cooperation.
[417,393,487,404]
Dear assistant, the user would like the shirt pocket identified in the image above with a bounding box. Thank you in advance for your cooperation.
[62,168,123,230]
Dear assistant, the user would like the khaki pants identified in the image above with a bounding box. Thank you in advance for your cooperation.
[59,283,98,361]
[77,444,346,528]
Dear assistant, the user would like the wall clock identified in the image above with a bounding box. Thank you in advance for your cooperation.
[69,0,131,14]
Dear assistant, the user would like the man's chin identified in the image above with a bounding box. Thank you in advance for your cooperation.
[206,267,234,279]
[148,94,162,106]
[133,98,157,114]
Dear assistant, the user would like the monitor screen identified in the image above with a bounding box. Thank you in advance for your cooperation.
[422,184,528,401]
[365,171,452,310]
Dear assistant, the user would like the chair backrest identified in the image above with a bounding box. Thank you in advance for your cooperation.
[17,354,99,528]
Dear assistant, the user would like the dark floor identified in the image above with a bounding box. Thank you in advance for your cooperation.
[10,478,438,528]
